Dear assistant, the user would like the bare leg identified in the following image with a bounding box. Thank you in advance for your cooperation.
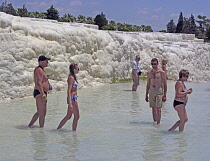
[169,105,188,131]
[72,102,80,131]
[28,95,47,128]
[57,106,73,129]
[132,84,138,91]
[28,112,39,127]
[152,107,160,124]
[156,108,161,124]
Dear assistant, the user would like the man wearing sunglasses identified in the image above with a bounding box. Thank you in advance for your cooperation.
[145,58,167,125]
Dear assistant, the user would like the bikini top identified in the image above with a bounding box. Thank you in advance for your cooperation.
[69,74,78,88]
[177,79,187,92]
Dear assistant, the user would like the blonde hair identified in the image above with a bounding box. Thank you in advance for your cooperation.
[162,59,168,65]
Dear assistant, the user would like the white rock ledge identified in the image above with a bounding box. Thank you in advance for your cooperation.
[0,12,209,100]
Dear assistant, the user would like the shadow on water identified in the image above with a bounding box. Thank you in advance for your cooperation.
[123,90,133,92]
[15,125,39,129]
[130,121,153,125]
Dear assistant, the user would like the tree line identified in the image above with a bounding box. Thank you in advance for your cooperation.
[166,12,210,42]
[0,1,153,32]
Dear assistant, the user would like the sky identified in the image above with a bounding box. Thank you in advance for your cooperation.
[3,0,210,31]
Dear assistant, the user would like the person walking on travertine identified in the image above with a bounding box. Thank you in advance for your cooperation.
[145,58,167,125]
[132,55,141,91]
[28,55,51,128]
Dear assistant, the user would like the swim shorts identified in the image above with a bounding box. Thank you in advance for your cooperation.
[149,87,163,108]
[67,95,78,104]
[132,71,139,85]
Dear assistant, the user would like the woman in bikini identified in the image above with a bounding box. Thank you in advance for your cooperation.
[57,63,80,131]
[168,69,193,132]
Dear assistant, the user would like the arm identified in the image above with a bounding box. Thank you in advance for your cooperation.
[35,68,45,96]
[162,71,167,96]
[175,82,192,97]
[145,72,150,102]
[67,76,74,108]
[161,71,167,101]
[162,65,166,72]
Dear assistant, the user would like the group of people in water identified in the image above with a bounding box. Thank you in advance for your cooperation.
[132,56,192,131]
[28,55,192,132]
[28,55,80,131]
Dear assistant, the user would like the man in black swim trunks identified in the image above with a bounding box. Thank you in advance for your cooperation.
[28,55,51,128]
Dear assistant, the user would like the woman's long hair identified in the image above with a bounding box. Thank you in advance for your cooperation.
[69,64,78,82]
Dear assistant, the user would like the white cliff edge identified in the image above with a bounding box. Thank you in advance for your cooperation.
[0,12,210,100]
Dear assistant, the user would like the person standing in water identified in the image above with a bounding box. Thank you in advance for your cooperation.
[169,69,192,132]
[162,59,168,80]
[28,55,51,128]
[145,58,167,124]
[132,55,141,91]
[57,63,80,131]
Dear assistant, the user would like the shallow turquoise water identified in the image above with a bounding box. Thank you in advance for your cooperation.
[0,81,210,161]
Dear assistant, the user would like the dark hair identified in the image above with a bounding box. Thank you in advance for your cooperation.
[69,63,78,82]
[179,69,189,78]
[151,58,158,63]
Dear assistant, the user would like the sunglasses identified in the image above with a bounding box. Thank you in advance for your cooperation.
[151,63,157,65]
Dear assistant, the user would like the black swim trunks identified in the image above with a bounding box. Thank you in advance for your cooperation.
[33,89,47,98]
[173,100,186,108]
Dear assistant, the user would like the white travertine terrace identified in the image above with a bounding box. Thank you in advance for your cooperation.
[0,12,210,100]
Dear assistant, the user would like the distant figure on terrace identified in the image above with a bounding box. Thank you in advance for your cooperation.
[57,63,80,131]
[28,55,51,128]
[162,59,168,80]
[169,69,192,132]
[132,55,141,91]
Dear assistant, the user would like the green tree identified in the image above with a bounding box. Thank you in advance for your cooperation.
[17,4,28,17]
[102,24,117,31]
[176,12,183,33]
[159,30,167,33]
[86,17,94,24]
[145,26,153,32]
[2,2,17,16]
[206,26,210,41]
[59,14,76,22]
[182,17,190,33]
[94,12,108,30]
[46,5,59,20]
[166,19,176,33]
[196,15,210,39]
[141,25,146,31]
[189,14,197,35]
[77,15,86,23]
[29,11,46,19]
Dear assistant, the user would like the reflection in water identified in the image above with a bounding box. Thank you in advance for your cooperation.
[1,82,210,160]
[167,134,187,161]
[57,131,80,161]
[30,129,48,161]
[131,92,141,112]
[142,128,165,160]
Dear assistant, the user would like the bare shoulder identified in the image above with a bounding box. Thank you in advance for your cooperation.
[147,70,152,74]
[159,69,165,73]
[175,81,182,87]
[34,67,43,75]
[68,75,75,82]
